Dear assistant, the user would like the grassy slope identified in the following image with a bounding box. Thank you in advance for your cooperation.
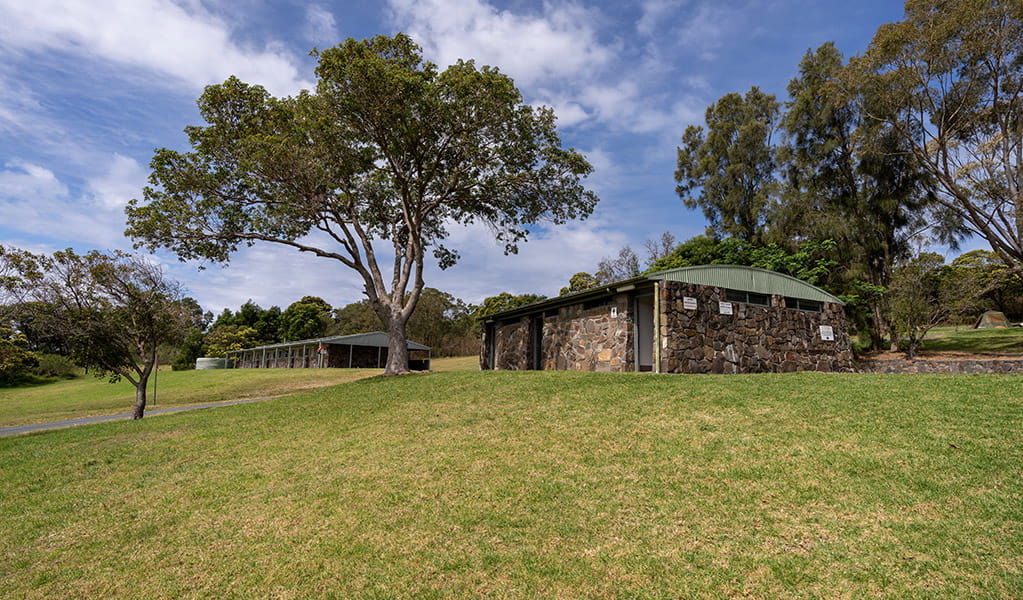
[0,368,380,427]
[2,370,1021,599]
[922,327,1023,354]
[0,357,476,427]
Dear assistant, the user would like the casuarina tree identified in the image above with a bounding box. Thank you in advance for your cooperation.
[126,34,598,374]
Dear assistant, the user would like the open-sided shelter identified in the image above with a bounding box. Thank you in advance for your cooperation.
[481,266,854,374]
[227,331,431,370]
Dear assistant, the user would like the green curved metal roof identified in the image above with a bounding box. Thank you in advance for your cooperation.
[646,265,843,304]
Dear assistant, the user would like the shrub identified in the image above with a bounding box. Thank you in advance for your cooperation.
[31,353,80,379]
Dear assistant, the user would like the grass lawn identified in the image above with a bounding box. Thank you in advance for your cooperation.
[0,367,378,427]
[922,327,1023,354]
[1,370,1021,598]
[0,356,476,428]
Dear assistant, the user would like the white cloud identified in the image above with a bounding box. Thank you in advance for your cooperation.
[0,0,312,96]
[0,160,68,201]
[637,0,684,36]
[423,219,630,302]
[304,5,339,46]
[87,154,148,209]
[386,0,614,88]
[0,156,142,248]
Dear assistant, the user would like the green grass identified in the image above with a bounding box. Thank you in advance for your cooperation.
[0,367,378,427]
[921,326,1023,354]
[0,356,477,428]
[2,370,1021,598]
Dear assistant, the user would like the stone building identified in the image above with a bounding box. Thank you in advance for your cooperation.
[480,266,854,374]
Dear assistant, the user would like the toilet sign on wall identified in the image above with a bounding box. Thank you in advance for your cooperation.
[819,325,834,341]
[683,297,697,310]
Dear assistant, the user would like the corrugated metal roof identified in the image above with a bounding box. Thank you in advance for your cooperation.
[234,331,430,352]
[647,265,844,304]
[482,264,843,321]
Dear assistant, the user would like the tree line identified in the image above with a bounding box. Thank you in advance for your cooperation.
[176,288,484,370]
[562,1,1023,353]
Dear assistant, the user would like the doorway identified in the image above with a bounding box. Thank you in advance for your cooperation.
[635,294,654,371]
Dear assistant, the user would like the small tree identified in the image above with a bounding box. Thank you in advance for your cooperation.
[0,324,37,385]
[559,272,599,296]
[1,248,190,418]
[126,34,597,374]
[280,296,333,341]
[203,325,261,359]
[887,252,948,358]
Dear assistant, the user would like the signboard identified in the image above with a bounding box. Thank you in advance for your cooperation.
[718,301,733,315]
[683,297,698,310]
[819,325,834,341]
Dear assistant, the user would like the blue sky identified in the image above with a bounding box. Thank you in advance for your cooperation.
[0,0,911,313]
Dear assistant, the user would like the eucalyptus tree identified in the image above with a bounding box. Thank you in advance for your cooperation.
[1,248,189,418]
[850,0,1023,273]
[126,34,598,374]
[675,87,782,244]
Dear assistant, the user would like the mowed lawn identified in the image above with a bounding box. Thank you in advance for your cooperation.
[0,356,477,428]
[2,370,1021,599]
[0,367,380,427]
[922,326,1023,354]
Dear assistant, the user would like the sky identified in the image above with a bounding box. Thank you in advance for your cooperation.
[0,0,914,314]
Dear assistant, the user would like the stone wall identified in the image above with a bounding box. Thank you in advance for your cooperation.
[492,318,533,370]
[858,358,1023,374]
[483,281,855,374]
[540,295,632,372]
[659,281,854,373]
[484,295,633,371]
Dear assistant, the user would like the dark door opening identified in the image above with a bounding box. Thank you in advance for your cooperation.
[635,294,654,372]
[530,316,543,370]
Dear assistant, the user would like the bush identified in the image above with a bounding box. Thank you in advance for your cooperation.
[1,327,39,385]
[31,353,80,379]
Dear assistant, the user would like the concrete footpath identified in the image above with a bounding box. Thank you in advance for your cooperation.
[0,397,273,438]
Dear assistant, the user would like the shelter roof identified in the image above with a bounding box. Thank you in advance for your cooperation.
[481,265,843,322]
[234,331,430,352]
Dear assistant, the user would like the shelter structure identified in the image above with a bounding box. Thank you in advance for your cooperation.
[227,332,431,370]
[481,266,854,374]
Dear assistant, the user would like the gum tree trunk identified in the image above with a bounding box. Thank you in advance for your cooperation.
[384,317,410,375]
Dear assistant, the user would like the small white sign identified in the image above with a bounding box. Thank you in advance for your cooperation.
[718,301,733,315]
[611,306,618,318]
[819,325,834,341]
[683,296,698,310]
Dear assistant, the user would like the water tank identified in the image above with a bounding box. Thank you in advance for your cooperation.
[195,357,228,370]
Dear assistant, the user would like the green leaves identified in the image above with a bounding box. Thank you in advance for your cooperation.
[675,87,781,244]
[852,0,1023,271]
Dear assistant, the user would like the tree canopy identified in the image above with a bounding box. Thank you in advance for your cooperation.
[675,87,781,244]
[1,248,189,417]
[126,33,597,374]
[850,0,1023,272]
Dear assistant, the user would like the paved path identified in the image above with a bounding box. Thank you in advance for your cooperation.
[0,397,273,438]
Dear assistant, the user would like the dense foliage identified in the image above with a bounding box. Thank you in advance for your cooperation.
[126,33,597,373]
[0,248,190,418]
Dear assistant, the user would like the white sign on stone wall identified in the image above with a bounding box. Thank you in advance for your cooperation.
[683,297,697,310]
[819,325,834,341]
[718,301,733,315]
